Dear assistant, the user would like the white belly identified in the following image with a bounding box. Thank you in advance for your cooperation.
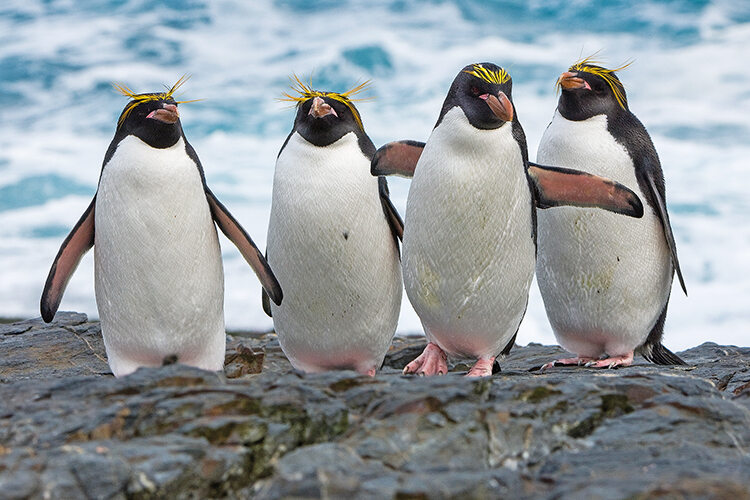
[402,108,536,359]
[267,132,402,373]
[536,111,672,357]
[94,136,225,376]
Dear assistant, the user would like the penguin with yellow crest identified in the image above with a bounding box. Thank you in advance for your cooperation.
[265,76,403,376]
[41,76,282,377]
[536,56,687,369]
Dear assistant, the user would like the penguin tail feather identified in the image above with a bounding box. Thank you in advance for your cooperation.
[641,343,687,366]
[162,354,179,366]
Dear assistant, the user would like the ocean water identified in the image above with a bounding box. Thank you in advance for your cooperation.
[1,0,748,351]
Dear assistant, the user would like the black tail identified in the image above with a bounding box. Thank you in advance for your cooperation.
[642,343,687,365]
[162,354,179,366]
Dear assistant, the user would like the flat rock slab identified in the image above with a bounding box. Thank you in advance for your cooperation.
[1,314,749,499]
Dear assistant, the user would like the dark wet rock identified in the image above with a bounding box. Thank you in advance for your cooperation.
[0,312,109,380]
[1,314,749,499]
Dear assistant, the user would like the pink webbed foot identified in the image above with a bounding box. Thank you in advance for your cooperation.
[362,367,377,377]
[584,351,634,369]
[466,357,496,378]
[540,356,596,371]
[403,342,448,376]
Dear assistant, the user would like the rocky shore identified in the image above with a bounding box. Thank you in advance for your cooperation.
[1,312,749,499]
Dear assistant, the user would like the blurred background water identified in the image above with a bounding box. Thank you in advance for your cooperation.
[1,0,748,350]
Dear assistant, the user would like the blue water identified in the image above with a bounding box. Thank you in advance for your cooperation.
[1,0,748,350]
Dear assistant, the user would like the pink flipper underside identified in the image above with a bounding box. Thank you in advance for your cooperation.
[403,342,448,376]
[466,357,496,378]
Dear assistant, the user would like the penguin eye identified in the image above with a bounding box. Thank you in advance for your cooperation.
[470,86,480,96]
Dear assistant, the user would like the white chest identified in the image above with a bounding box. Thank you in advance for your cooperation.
[96,136,216,245]
[98,136,204,207]
[270,132,379,219]
[93,136,225,376]
[535,111,672,354]
[266,132,402,372]
[538,112,638,186]
[402,108,536,357]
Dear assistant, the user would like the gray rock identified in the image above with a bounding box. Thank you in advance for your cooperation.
[1,315,749,499]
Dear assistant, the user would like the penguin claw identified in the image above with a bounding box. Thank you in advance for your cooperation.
[403,342,448,376]
[541,357,595,370]
[583,352,635,369]
[466,357,496,377]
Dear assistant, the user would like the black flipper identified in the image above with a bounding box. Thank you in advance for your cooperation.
[498,297,527,358]
[378,177,404,252]
[262,288,272,317]
[637,301,686,365]
[40,197,96,323]
[527,162,644,218]
[605,113,687,297]
[371,140,425,178]
[488,329,517,374]
[261,249,273,318]
[643,174,687,296]
[500,332,517,357]
[205,188,283,306]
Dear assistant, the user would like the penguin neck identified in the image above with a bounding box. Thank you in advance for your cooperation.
[131,121,183,149]
[557,92,624,122]
[434,107,512,146]
[290,124,375,159]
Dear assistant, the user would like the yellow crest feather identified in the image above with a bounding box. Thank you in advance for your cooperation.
[279,74,373,130]
[463,64,510,85]
[563,54,633,109]
[113,74,200,125]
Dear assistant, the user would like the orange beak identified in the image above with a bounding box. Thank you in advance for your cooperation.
[558,71,591,91]
[481,91,514,122]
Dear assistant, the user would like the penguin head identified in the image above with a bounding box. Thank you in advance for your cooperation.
[113,75,196,149]
[281,76,371,147]
[440,63,515,130]
[556,57,631,120]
